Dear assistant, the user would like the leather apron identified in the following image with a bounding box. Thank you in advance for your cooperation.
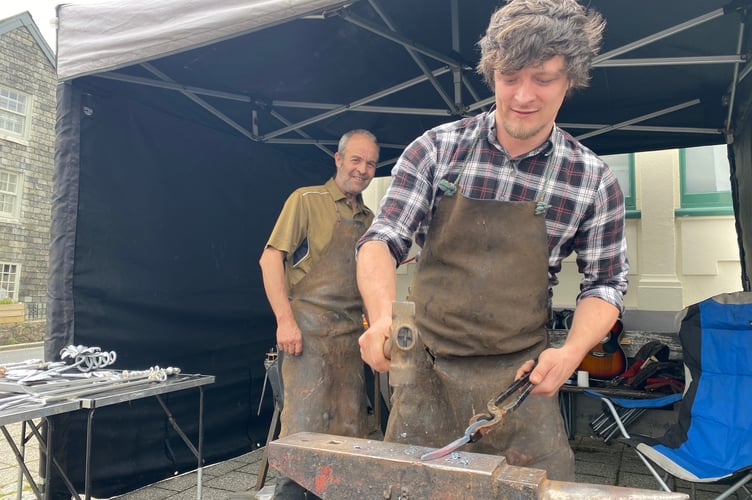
[387,193,575,480]
[280,216,370,439]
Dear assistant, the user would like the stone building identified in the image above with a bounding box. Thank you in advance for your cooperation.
[0,12,55,339]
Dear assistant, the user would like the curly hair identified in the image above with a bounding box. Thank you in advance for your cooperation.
[477,0,605,91]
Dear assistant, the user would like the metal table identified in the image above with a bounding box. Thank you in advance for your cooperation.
[0,373,215,500]
[77,374,215,500]
[0,399,82,500]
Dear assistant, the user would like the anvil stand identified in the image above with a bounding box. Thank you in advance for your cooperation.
[255,350,388,491]
[256,350,283,490]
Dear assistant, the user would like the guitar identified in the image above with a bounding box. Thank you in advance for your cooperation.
[577,318,628,379]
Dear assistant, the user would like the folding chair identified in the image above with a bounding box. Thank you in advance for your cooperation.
[586,391,682,445]
[586,291,752,499]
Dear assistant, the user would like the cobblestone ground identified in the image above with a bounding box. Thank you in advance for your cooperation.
[0,421,40,500]
[571,437,739,500]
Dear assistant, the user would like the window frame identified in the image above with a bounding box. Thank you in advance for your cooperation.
[0,168,23,221]
[0,262,21,301]
[0,85,31,142]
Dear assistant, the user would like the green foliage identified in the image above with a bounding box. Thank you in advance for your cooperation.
[0,297,17,305]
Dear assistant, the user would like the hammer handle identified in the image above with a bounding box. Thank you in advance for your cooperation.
[383,337,392,360]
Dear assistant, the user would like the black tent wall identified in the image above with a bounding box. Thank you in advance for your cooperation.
[48,79,332,496]
[733,108,752,290]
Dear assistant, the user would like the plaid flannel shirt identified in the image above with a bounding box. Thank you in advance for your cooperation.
[358,111,628,311]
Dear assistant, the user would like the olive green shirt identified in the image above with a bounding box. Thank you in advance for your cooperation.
[266,178,374,289]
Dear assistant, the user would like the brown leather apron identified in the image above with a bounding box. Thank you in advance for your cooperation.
[387,193,575,480]
[280,216,370,439]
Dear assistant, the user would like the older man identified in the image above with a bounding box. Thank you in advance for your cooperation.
[260,129,379,499]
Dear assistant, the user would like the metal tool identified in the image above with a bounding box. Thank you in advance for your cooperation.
[0,366,182,412]
[268,431,688,499]
[387,301,420,387]
[60,344,117,372]
[420,371,534,460]
[256,349,278,416]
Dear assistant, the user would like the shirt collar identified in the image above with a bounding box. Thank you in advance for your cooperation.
[325,177,368,214]
[325,177,346,202]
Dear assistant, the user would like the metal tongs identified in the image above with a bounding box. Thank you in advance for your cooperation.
[420,371,535,461]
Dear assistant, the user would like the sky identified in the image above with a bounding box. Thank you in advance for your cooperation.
[0,0,58,49]
[0,0,94,51]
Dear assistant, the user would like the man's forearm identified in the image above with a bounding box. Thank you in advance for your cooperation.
[356,240,398,327]
[564,296,620,363]
[356,240,398,372]
[259,247,294,323]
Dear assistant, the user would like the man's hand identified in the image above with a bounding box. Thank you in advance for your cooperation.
[518,297,621,396]
[359,319,391,373]
[516,345,582,397]
[276,316,303,356]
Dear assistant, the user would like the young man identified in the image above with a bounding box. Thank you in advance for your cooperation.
[260,129,379,499]
[356,0,627,480]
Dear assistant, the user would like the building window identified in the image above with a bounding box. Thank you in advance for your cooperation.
[679,144,732,216]
[0,169,22,219]
[602,153,636,213]
[0,262,20,301]
[0,86,30,138]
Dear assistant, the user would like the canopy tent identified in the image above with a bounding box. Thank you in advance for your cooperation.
[50,0,752,495]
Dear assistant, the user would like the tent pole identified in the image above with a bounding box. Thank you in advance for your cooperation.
[728,144,751,291]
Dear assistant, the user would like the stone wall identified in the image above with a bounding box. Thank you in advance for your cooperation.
[0,22,56,317]
[0,320,45,345]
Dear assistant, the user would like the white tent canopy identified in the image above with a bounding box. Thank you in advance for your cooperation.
[57,0,349,81]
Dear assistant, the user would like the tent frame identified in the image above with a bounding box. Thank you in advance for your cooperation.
[72,0,751,167]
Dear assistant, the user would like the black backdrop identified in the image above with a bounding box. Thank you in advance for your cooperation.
[48,80,330,496]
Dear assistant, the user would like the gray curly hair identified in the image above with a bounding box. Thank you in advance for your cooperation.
[477,0,605,91]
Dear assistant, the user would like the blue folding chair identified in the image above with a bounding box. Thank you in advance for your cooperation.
[586,291,752,499]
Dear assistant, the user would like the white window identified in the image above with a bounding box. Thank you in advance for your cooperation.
[0,169,22,219]
[679,144,732,214]
[683,145,731,194]
[0,87,30,138]
[602,153,635,211]
[0,262,20,301]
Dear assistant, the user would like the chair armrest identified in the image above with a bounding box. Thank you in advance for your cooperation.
[584,389,682,409]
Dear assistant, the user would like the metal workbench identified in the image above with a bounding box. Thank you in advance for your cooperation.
[0,399,82,500]
[0,372,215,500]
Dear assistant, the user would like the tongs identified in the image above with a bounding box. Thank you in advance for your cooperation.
[420,371,535,461]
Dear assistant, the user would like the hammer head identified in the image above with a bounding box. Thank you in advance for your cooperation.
[388,301,419,387]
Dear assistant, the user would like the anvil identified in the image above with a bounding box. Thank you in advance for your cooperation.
[269,432,688,499]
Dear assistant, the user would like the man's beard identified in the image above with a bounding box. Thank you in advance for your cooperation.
[503,120,545,141]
